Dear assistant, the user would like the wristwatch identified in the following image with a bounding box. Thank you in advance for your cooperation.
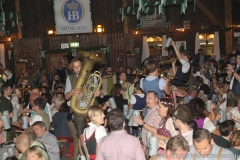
[141,122,146,127]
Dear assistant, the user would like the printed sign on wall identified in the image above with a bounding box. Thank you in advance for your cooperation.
[54,0,92,34]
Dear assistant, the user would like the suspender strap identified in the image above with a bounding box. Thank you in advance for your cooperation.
[217,147,223,160]
[36,140,50,160]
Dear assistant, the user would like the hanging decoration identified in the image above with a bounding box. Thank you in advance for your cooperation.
[71,48,77,57]
[40,50,46,58]
[0,1,21,35]
[119,0,194,29]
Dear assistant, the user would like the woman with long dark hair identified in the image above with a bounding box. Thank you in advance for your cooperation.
[109,83,128,111]
[188,98,221,136]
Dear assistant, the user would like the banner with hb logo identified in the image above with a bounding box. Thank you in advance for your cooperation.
[54,0,92,34]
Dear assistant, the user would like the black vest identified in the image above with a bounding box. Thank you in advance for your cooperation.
[232,66,240,94]
[85,130,97,154]
[6,75,15,88]
[172,63,191,87]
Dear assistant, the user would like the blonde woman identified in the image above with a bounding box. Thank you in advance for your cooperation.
[229,130,240,160]
[27,146,48,160]
[83,105,107,160]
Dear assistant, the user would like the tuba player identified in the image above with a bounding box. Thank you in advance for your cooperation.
[65,57,100,160]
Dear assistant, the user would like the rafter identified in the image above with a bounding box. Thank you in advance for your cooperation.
[196,0,223,26]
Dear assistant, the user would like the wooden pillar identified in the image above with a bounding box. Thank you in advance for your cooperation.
[122,0,128,33]
[15,0,22,38]
[225,0,232,54]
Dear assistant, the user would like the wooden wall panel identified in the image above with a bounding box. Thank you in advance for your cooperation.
[12,33,134,74]
[232,0,240,25]
[12,38,42,76]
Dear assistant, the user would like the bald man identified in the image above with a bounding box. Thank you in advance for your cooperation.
[23,128,48,158]
[23,90,52,122]
[20,92,52,122]
[16,133,31,160]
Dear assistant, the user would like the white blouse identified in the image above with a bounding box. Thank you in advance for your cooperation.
[84,122,107,142]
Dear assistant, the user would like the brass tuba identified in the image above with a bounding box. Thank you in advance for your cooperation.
[70,51,102,115]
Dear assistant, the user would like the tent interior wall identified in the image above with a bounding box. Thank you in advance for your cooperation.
[0,0,240,76]
[12,34,134,76]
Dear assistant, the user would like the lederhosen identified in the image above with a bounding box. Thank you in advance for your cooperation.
[69,74,86,135]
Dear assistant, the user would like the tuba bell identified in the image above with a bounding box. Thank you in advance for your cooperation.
[70,51,102,115]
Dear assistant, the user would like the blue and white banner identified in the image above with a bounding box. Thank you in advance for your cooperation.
[54,0,93,34]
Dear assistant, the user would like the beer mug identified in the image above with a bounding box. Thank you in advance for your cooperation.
[1,115,10,130]
[219,110,226,123]
[132,110,140,127]
[12,108,19,123]
[146,132,152,147]
[109,97,117,109]
[15,104,20,110]
[206,100,212,112]
[123,105,128,116]
[7,148,14,156]
[165,37,172,47]
[128,114,133,127]
[1,152,9,160]
[3,110,9,121]
[226,112,232,120]
[125,109,134,120]
[22,116,28,129]
[149,137,158,156]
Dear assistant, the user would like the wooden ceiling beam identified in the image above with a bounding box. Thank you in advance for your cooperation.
[196,0,223,26]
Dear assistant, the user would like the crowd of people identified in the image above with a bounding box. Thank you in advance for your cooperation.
[0,41,239,160]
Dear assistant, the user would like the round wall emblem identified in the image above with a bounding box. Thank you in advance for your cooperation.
[61,0,84,24]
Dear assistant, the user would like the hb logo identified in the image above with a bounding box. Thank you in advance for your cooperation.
[62,0,84,24]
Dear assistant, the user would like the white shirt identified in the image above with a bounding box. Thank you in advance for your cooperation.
[230,107,240,130]
[11,94,19,107]
[51,108,58,117]
[164,118,179,136]
[83,122,107,142]
[230,65,239,89]
[4,70,12,80]
[181,129,193,145]
[129,93,145,105]
[46,103,52,122]
[29,115,43,126]
[219,93,227,112]
[203,117,216,133]
[179,59,190,73]
[65,76,72,106]
[140,76,167,90]
[194,74,210,87]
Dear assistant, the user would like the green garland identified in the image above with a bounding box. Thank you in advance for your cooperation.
[39,46,110,68]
